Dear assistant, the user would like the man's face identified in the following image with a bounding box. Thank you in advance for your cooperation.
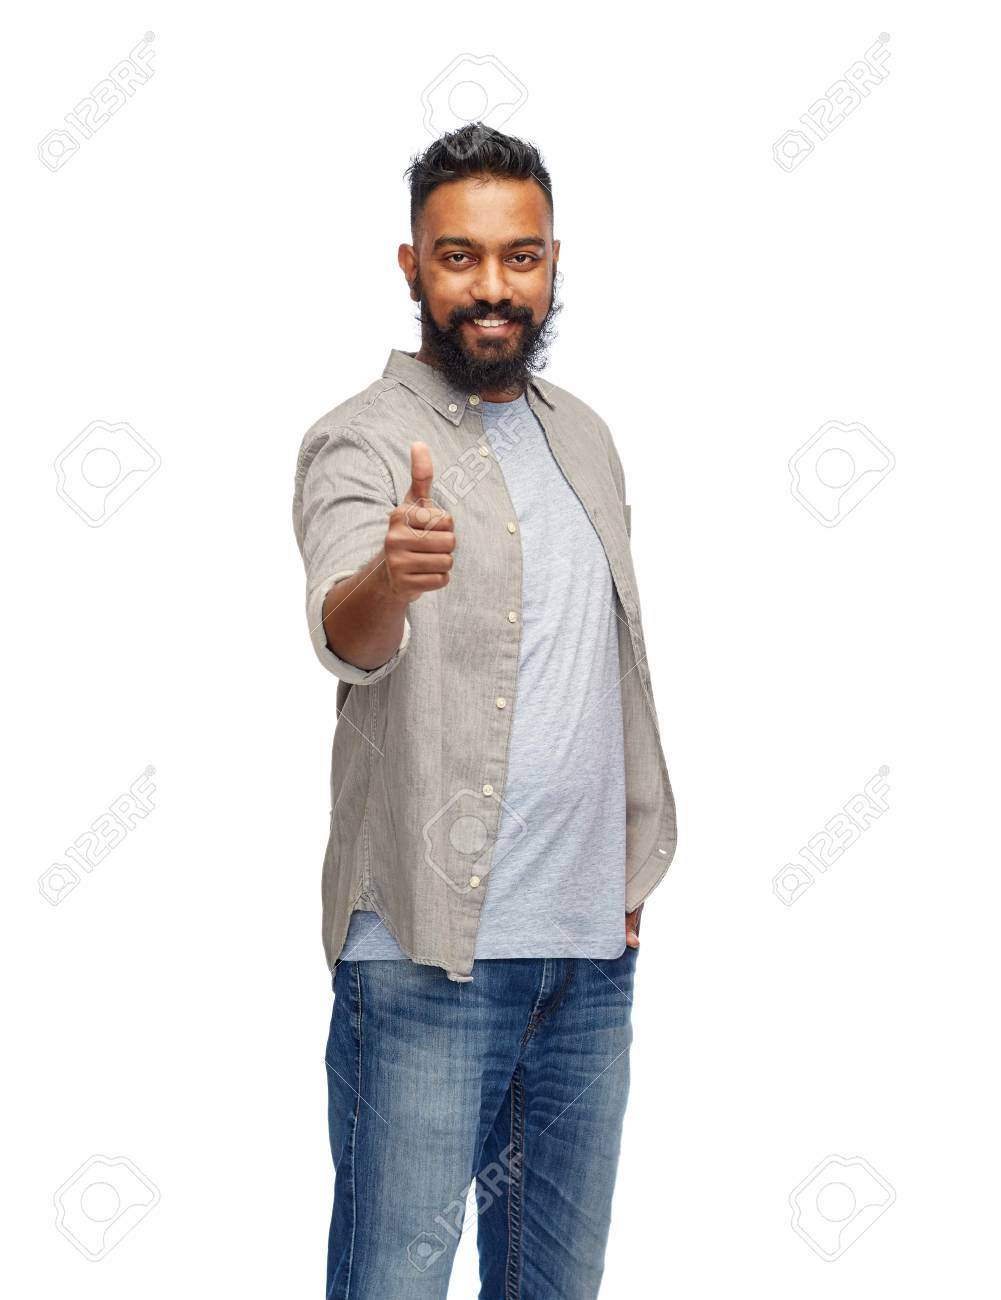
[399,175,562,396]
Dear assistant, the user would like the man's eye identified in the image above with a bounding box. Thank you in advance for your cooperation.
[443,253,538,266]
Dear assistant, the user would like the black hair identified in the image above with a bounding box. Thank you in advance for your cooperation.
[404,122,553,242]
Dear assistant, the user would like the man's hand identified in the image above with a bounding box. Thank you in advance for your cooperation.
[319,442,455,671]
[381,441,456,603]
[625,903,643,948]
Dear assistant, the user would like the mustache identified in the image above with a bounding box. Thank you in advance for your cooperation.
[450,307,533,326]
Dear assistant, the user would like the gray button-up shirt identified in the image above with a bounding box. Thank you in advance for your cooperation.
[292,348,677,983]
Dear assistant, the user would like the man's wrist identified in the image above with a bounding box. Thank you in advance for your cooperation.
[369,551,410,612]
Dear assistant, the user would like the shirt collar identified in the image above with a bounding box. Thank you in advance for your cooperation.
[383,349,557,426]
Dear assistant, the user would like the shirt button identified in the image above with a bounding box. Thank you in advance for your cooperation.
[495,696,507,708]
[468,395,480,405]
[469,875,481,887]
[507,611,518,622]
[506,521,517,533]
[448,402,458,413]
[479,445,490,456]
[482,783,494,796]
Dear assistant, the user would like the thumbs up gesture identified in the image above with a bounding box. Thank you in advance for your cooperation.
[382,441,456,604]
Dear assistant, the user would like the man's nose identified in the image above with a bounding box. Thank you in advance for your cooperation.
[470,259,511,306]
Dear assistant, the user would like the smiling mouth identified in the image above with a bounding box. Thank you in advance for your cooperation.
[465,318,520,335]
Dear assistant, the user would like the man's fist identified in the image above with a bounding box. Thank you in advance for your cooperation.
[382,441,456,604]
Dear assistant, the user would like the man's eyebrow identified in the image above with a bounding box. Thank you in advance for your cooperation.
[431,235,548,252]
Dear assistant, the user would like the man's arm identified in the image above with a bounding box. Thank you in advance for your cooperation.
[320,555,410,673]
[296,433,455,681]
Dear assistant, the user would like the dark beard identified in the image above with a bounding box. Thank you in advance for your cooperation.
[411,270,563,395]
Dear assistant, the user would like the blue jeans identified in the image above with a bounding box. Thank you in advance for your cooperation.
[324,946,639,1298]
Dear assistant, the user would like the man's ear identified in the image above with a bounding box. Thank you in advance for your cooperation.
[398,246,419,301]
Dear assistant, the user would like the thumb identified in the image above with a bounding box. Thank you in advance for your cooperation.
[405,441,434,505]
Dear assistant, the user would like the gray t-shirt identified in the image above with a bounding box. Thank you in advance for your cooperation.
[336,391,627,961]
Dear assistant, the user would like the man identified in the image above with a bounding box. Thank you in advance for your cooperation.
[292,122,677,1299]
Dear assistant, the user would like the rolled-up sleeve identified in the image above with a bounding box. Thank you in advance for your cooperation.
[293,424,411,685]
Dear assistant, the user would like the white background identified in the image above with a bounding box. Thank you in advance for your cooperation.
[3,1,999,1295]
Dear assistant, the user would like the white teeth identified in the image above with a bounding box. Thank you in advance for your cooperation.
[473,319,509,327]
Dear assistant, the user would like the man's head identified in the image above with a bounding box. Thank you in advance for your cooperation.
[399,123,563,399]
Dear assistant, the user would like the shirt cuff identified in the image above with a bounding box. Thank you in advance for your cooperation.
[307,570,411,684]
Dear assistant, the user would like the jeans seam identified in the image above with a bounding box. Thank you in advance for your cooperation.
[505,1066,526,1299]
[535,961,576,1029]
[344,963,364,1299]
[519,958,550,1050]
